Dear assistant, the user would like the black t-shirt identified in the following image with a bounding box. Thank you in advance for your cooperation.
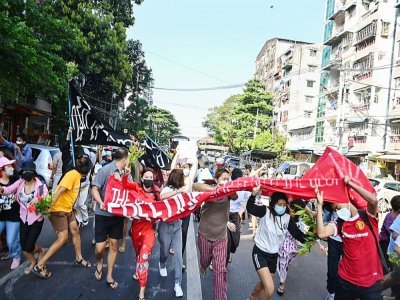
[0,177,20,222]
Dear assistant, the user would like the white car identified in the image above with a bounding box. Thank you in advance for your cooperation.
[278,162,314,179]
[29,144,60,187]
[368,178,400,213]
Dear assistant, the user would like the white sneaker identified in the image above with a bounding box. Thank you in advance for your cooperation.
[174,282,184,298]
[159,262,167,277]
[326,293,335,300]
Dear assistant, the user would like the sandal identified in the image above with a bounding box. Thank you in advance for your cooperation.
[132,273,139,280]
[95,267,102,281]
[106,280,119,289]
[32,264,52,279]
[0,253,9,260]
[277,283,285,296]
[75,258,92,268]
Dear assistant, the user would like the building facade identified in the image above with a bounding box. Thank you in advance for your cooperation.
[255,38,322,153]
[315,0,400,156]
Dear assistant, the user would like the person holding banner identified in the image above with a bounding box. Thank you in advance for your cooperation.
[158,169,187,298]
[315,176,383,300]
[117,168,160,300]
[194,167,238,300]
[91,148,129,290]
[246,189,306,300]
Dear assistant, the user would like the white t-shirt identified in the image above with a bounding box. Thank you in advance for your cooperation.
[254,211,291,254]
[161,186,175,196]
[230,191,251,213]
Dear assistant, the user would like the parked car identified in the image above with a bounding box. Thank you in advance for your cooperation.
[29,144,60,187]
[277,162,314,180]
[368,178,400,213]
[224,156,240,168]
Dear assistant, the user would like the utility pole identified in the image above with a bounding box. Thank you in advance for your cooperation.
[337,66,349,153]
[383,5,399,150]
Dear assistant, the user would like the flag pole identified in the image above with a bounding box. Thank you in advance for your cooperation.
[68,81,76,167]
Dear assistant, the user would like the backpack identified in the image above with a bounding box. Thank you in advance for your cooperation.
[337,209,389,275]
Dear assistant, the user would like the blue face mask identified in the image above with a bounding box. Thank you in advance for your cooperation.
[274,205,286,216]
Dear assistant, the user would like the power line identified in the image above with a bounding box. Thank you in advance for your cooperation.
[153,83,245,92]
[146,50,231,84]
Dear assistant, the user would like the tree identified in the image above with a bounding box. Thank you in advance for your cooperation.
[252,130,291,161]
[0,0,82,104]
[203,79,274,152]
[147,106,180,145]
[117,98,149,135]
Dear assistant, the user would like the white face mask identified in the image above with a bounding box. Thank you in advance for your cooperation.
[337,204,351,221]
[183,168,190,177]
[5,168,14,177]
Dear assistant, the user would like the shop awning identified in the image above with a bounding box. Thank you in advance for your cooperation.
[343,151,369,157]
[345,117,368,124]
[376,154,400,161]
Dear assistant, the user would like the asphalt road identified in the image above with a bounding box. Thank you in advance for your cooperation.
[199,221,328,300]
[0,215,187,300]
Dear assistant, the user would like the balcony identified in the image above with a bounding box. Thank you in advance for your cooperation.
[324,26,351,46]
[355,21,377,45]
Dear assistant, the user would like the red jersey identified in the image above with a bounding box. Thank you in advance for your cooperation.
[335,210,383,287]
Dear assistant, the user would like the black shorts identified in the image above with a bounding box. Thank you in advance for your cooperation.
[20,219,44,253]
[95,215,124,243]
[252,245,278,273]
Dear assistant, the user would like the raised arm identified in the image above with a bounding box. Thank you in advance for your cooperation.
[246,186,266,218]
[315,187,336,239]
[345,175,378,216]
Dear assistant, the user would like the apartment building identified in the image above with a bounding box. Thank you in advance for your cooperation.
[255,38,322,153]
[315,0,399,155]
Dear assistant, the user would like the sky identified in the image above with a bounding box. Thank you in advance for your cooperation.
[127,0,325,139]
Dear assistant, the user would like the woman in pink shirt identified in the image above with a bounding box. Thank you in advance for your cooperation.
[0,160,48,275]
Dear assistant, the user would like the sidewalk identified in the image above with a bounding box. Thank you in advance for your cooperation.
[0,215,199,300]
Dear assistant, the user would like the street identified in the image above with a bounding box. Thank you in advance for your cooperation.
[0,214,330,300]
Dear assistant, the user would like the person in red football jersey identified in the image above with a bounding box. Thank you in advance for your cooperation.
[316,175,382,300]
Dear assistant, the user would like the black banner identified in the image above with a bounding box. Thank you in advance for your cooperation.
[142,136,172,170]
[69,83,132,147]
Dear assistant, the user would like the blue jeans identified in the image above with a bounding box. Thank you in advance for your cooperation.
[0,221,21,259]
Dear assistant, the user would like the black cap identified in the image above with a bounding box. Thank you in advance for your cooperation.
[20,160,36,174]
[74,146,86,158]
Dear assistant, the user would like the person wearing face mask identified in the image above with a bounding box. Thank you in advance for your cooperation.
[193,167,238,300]
[246,189,307,300]
[316,176,383,300]
[0,160,47,275]
[91,147,129,290]
[0,157,21,269]
[158,169,187,298]
[0,132,32,172]
[116,168,160,300]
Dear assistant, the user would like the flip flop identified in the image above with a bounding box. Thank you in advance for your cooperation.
[277,284,285,296]
[95,267,102,281]
[106,280,119,289]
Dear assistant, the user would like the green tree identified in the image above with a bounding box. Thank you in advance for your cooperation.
[203,79,274,152]
[118,98,149,135]
[147,106,180,145]
[0,0,82,104]
[252,130,291,161]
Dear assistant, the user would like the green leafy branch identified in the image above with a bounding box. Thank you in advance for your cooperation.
[388,252,400,266]
[128,142,144,165]
[294,205,319,255]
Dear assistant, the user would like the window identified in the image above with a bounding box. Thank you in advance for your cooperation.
[310,49,317,57]
[374,94,379,103]
[395,77,400,88]
[308,65,317,71]
[305,96,313,103]
[381,22,390,37]
[307,80,315,88]
[315,121,325,143]
[304,111,312,118]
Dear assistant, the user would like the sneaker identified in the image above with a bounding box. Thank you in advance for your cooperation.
[11,257,20,269]
[174,282,184,298]
[326,293,335,300]
[159,262,167,277]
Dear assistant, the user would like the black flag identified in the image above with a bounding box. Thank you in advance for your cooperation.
[69,83,132,147]
[141,136,172,170]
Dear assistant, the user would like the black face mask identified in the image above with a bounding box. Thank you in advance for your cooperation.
[22,172,34,182]
[143,179,154,188]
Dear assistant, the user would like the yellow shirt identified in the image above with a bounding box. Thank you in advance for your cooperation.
[51,169,81,213]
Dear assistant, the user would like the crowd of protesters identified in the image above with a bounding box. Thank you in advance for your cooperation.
[0,131,400,300]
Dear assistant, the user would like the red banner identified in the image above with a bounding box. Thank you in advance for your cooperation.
[103,148,375,221]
